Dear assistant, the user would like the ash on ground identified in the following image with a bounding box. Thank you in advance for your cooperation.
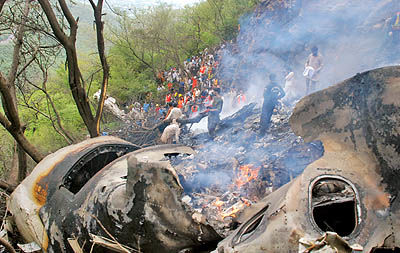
[169,102,324,237]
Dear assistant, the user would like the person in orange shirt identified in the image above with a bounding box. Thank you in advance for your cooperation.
[177,96,184,109]
[165,92,172,104]
[237,89,246,106]
[192,77,198,90]
[191,102,199,118]
[199,65,206,76]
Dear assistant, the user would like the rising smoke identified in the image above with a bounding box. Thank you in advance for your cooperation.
[184,0,397,199]
[218,0,397,102]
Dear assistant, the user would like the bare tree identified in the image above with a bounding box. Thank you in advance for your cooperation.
[0,0,110,181]
[0,0,6,12]
[0,0,45,164]
[14,0,77,145]
[38,0,109,137]
[89,0,110,135]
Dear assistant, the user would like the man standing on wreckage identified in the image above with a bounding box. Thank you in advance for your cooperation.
[213,66,400,252]
[207,88,223,139]
[259,73,285,136]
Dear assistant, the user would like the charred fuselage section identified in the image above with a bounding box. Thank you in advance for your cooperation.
[8,137,221,252]
[214,66,400,252]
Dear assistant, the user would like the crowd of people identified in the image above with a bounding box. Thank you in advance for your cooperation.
[121,46,230,142]
[104,43,326,143]
[156,47,227,119]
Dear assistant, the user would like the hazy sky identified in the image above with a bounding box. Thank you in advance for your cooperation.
[106,0,203,8]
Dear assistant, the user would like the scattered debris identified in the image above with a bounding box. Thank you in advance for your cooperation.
[67,238,83,253]
[7,137,220,252]
[298,232,363,253]
[17,242,41,253]
[214,66,400,252]
[169,102,322,236]
[89,234,134,253]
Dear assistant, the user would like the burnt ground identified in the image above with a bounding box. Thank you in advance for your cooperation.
[0,102,323,251]
[106,101,324,237]
[105,101,324,238]
[167,102,324,236]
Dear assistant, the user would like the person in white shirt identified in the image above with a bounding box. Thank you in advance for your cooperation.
[160,119,180,144]
[164,104,183,122]
[304,46,323,94]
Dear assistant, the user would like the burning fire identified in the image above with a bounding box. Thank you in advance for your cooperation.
[210,164,261,220]
[234,164,260,188]
[214,198,224,212]
[221,203,244,219]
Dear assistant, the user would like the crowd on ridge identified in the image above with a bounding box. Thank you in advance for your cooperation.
[100,42,326,143]
[122,45,248,132]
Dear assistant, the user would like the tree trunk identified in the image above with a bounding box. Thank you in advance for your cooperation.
[89,0,109,136]
[17,143,27,183]
[0,0,45,163]
[17,127,27,182]
[65,47,98,137]
[38,0,111,138]
[8,141,18,184]
[0,111,45,163]
[0,0,6,13]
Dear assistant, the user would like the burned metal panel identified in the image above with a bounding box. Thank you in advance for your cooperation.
[214,66,400,252]
[10,139,220,252]
[7,136,136,251]
[290,66,400,195]
[39,144,220,252]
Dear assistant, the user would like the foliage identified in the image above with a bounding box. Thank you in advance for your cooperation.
[0,128,14,178]
[190,0,256,43]
[21,66,87,152]
[107,0,257,102]
[0,0,258,178]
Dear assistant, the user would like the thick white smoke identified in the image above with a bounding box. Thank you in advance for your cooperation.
[218,0,397,104]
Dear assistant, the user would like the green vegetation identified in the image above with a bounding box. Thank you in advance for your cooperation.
[21,66,87,152]
[0,0,257,178]
[107,0,257,100]
[0,129,14,178]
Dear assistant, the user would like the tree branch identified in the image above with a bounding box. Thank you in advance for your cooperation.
[0,0,7,13]
[0,180,16,194]
[58,0,78,39]
[90,0,109,135]
[37,0,69,45]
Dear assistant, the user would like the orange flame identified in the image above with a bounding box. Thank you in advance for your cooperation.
[209,164,260,220]
[235,164,260,188]
[213,198,224,212]
[221,202,246,219]
[241,197,252,207]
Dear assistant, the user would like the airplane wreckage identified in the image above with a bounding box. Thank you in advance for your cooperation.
[6,66,400,252]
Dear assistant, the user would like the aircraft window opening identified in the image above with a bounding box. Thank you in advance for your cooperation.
[232,205,269,245]
[164,152,181,158]
[63,145,135,194]
[311,178,358,237]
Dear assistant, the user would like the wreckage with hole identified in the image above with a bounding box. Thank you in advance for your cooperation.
[214,66,400,252]
[6,66,400,252]
[7,138,221,252]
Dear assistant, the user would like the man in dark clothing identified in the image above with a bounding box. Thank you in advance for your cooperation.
[208,88,223,138]
[178,81,185,95]
[260,74,285,136]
